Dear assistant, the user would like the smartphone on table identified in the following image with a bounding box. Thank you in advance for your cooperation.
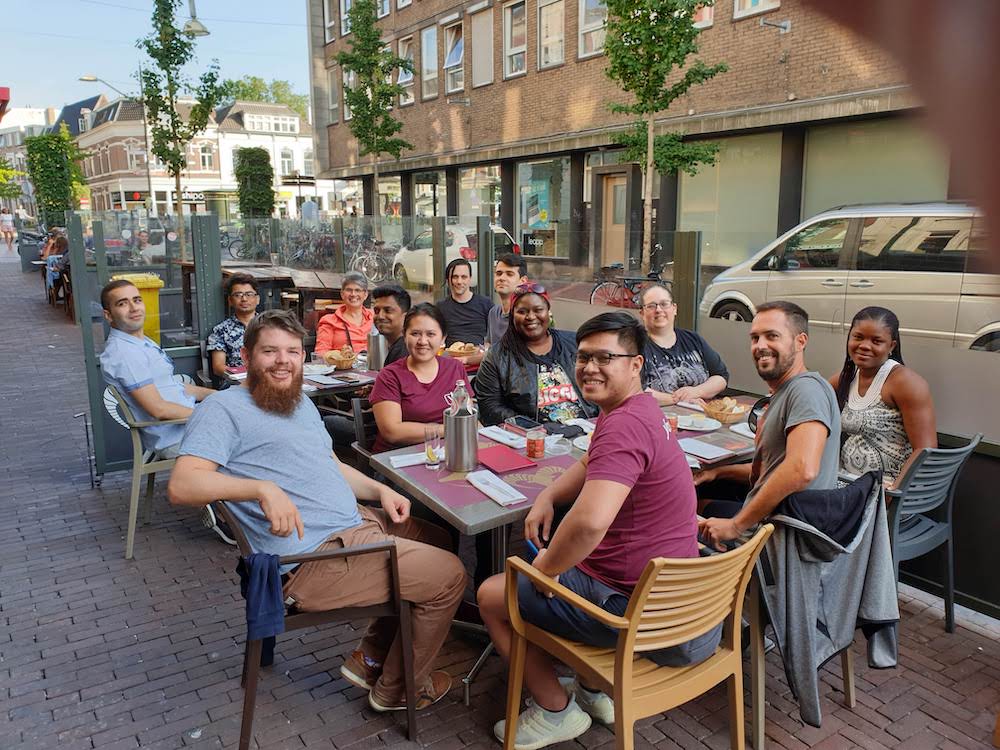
[504,415,543,436]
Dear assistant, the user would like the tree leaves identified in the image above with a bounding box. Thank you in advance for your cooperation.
[221,76,310,120]
[233,148,276,217]
[25,124,89,222]
[0,158,24,201]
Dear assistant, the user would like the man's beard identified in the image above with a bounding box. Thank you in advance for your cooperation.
[247,365,304,416]
[755,348,795,384]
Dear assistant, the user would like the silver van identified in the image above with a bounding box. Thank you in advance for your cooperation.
[699,202,1000,352]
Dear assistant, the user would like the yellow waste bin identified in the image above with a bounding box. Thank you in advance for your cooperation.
[112,273,165,344]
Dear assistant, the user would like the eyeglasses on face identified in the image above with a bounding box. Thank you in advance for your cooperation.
[575,351,639,367]
[641,300,674,311]
[231,291,259,300]
[514,282,547,296]
[748,395,771,434]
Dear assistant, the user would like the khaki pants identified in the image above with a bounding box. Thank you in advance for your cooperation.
[283,505,466,700]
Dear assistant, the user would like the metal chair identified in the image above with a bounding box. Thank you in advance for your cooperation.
[886,433,982,633]
[213,502,418,750]
[102,374,193,559]
[501,524,774,750]
[350,396,378,475]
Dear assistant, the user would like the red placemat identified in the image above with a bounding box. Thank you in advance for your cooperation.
[397,440,578,509]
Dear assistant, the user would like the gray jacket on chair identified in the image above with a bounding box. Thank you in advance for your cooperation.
[758,476,899,727]
[475,329,597,426]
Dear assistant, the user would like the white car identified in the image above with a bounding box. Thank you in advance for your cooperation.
[699,202,1000,351]
[392,223,519,288]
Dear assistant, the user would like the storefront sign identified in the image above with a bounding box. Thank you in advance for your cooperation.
[171,190,205,202]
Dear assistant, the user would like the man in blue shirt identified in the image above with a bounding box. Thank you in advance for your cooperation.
[99,279,214,457]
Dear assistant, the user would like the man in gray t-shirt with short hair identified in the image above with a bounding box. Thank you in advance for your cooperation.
[167,309,465,713]
[696,301,841,550]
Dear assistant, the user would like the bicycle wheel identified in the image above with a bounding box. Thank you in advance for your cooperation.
[228,239,246,259]
[356,254,384,283]
[590,281,625,307]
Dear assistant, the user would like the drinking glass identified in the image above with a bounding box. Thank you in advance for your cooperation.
[424,425,442,468]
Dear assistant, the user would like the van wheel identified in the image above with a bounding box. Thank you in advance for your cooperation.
[393,265,409,288]
[712,301,753,322]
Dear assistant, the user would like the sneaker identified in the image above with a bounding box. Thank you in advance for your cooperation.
[200,505,236,546]
[493,695,592,750]
[369,670,452,712]
[340,649,381,691]
[558,677,614,725]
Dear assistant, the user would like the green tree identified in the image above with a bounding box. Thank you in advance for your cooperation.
[335,0,412,235]
[24,124,89,224]
[0,158,23,201]
[137,0,225,257]
[605,0,727,263]
[221,76,310,120]
[233,147,276,218]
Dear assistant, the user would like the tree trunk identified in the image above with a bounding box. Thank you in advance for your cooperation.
[174,169,185,261]
[372,154,382,242]
[642,111,655,271]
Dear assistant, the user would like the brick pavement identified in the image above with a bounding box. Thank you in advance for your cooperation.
[0,253,997,749]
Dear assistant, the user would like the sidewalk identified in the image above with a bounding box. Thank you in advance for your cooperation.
[0,258,997,749]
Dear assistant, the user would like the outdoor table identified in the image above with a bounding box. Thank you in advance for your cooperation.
[369,398,758,705]
[224,368,377,400]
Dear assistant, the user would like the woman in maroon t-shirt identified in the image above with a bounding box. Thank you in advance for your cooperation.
[370,303,473,454]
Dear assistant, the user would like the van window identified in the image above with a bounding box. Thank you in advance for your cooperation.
[780,219,849,269]
[856,216,971,273]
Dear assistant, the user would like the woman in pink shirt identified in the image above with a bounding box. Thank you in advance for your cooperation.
[369,303,472,454]
[315,271,374,354]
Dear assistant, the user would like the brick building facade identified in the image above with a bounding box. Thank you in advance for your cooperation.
[308,0,954,272]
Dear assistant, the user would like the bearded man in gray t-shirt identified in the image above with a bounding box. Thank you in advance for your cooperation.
[696,301,841,550]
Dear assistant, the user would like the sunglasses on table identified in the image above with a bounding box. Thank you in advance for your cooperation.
[748,396,771,434]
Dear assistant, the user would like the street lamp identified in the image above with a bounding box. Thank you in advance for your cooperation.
[79,73,157,215]
[183,0,210,36]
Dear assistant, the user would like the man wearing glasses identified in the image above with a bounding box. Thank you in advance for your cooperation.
[477,312,714,748]
[207,273,260,384]
[697,300,841,550]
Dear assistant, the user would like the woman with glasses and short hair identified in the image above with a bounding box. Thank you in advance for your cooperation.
[638,283,729,406]
[316,271,373,355]
[476,283,597,427]
[206,273,260,384]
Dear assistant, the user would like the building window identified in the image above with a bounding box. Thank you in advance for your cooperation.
[200,144,213,170]
[693,5,713,27]
[329,69,341,122]
[516,157,571,258]
[377,0,389,17]
[343,69,355,120]
[459,165,502,224]
[470,10,494,88]
[733,0,779,18]
[398,37,415,105]
[274,116,299,133]
[280,148,294,176]
[232,147,243,172]
[303,149,314,176]
[538,0,564,69]
[398,0,410,7]
[444,23,464,93]
[421,26,438,100]
[578,0,607,57]
[324,0,337,41]
[504,1,527,78]
[340,0,352,35]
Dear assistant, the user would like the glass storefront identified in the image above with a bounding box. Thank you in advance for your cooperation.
[458,165,501,225]
[515,156,571,258]
[413,170,447,217]
[802,118,949,219]
[378,176,402,218]
[678,132,782,268]
[325,179,363,217]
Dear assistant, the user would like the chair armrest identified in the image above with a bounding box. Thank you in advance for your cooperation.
[505,556,629,630]
[132,417,189,428]
[885,487,903,501]
[279,539,395,566]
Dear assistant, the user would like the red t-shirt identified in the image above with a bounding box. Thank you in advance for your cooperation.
[369,356,474,453]
[577,392,699,593]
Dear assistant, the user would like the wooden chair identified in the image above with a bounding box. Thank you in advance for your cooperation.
[103,381,189,559]
[502,524,774,750]
[350,396,378,475]
[886,433,981,632]
[213,502,418,750]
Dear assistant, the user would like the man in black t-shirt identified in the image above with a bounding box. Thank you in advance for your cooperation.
[436,259,493,363]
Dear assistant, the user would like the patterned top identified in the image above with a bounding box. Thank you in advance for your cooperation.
[840,359,911,481]
[206,316,248,368]
[641,328,729,394]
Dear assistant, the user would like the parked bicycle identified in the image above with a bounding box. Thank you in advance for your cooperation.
[347,237,394,282]
[589,260,672,308]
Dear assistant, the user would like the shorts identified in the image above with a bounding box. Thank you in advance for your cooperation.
[518,565,723,668]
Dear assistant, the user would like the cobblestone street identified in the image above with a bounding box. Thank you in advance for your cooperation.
[0,253,998,749]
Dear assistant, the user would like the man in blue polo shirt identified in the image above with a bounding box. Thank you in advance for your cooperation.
[99,278,215,456]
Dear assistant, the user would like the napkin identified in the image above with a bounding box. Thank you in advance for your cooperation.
[729,422,754,440]
[389,452,434,468]
[478,425,527,449]
[563,418,596,434]
[677,401,705,412]
[467,470,527,506]
[678,438,733,461]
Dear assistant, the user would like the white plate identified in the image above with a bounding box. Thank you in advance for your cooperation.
[572,434,591,452]
[678,415,721,432]
[304,363,335,376]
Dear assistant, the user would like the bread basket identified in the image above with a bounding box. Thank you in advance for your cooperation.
[324,349,358,370]
[703,399,750,424]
